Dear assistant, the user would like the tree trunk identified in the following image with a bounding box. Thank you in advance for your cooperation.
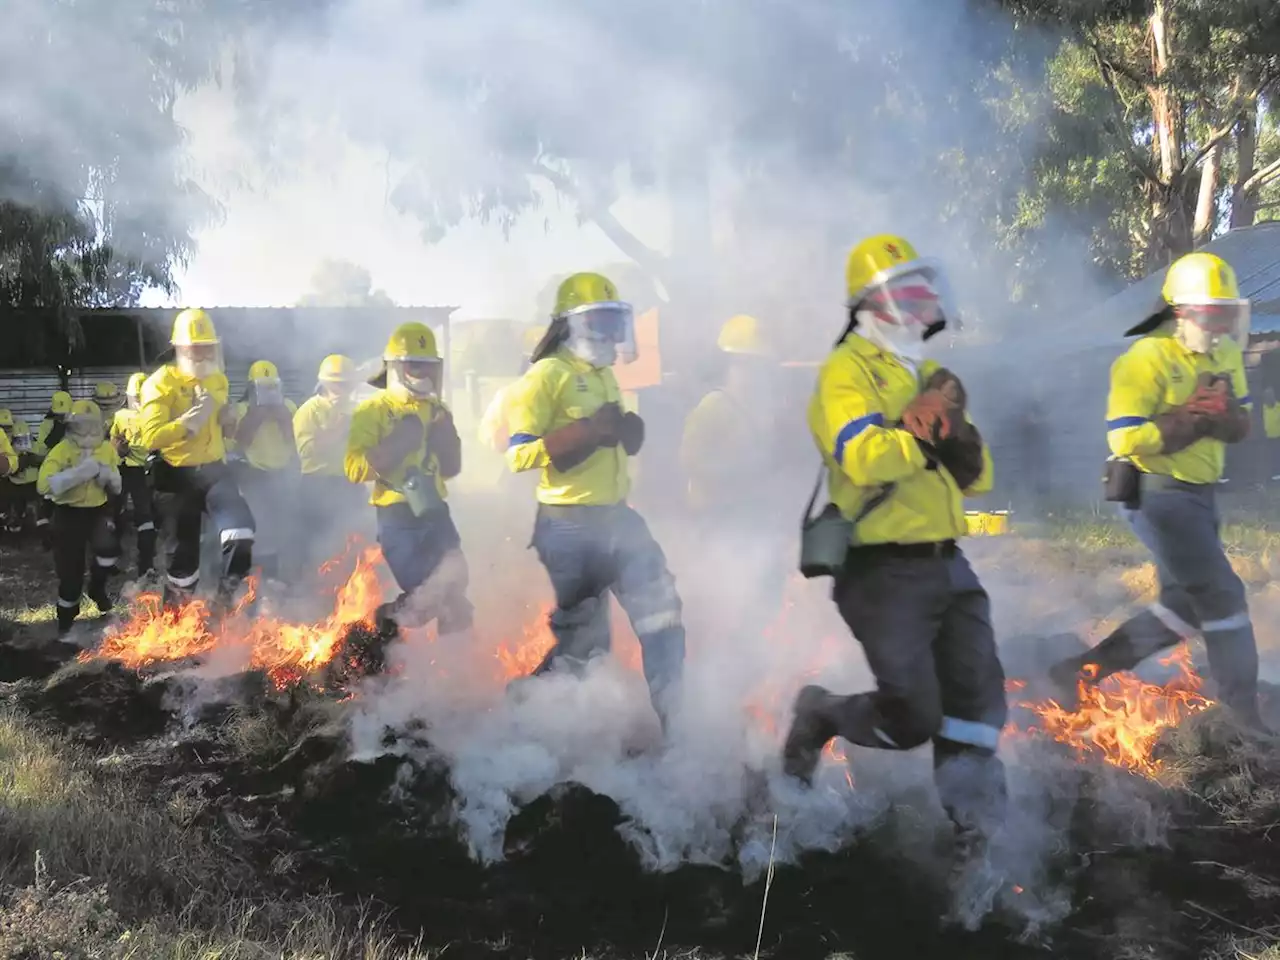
[1231,107,1259,229]
[1148,2,1182,184]
[1193,140,1221,245]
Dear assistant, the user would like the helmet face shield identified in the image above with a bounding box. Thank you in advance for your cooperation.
[852,260,956,360]
[67,413,104,449]
[1174,301,1249,354]
[252,377,284,405]
[176,342,224,380]
[564,301,636,366]
[389,357,442,397]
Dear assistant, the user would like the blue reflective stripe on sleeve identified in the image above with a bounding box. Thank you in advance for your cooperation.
[508,433,539,448]
[833,412,885,464]
[1106,416,1150,430]
[1239,394,1252,406]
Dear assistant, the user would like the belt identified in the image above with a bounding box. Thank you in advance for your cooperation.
[847,539,957,561]
[537,502,625,517]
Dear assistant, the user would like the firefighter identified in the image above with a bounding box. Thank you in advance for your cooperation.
[0,409,19,533]
[505,272,686,729]
[1049,252,1266,729]
[478,326,544,454]
[36,400,122,635]
[94,381,122,416]
[109,373,157,578]
[1262,387,1280,482]
[345,322,471,636]
[34,390,74,548]
[227,360,298,581]
[780,234,1007,875]
[138,308,256,607]
[680,314,796,638]
[0,416,14,483]
[3,419,39,535]
[295,354,364,564]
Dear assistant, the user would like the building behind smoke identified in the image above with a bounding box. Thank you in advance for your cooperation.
[946,223,1280,513]
[0,305,457,426]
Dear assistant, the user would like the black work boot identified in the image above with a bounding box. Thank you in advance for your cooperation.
[782,685,841,784]
[137,529,157,579]
[56,601,79,637]
[86,574,113,615]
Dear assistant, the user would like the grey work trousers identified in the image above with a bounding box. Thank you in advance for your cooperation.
[827,543,1008,831]
[1084,476,1259,717]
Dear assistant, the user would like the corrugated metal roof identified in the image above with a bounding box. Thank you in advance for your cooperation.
[1031,222,1280,352]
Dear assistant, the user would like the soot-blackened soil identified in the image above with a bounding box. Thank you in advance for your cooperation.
[4,635,1280,960]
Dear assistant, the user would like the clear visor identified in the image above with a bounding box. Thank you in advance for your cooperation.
[12,433,31,451]
[391,358,442,396]
[564,302,637,364]
[856,264,955,341]
[1175,302,1249,341]
[176,342,225,377]
[67,415,104,445]
[252,377,283,403]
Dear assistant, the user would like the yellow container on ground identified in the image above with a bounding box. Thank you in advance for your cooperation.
[964,510,1011,536]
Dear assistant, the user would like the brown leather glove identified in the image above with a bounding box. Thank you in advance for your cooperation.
[934,420,985,490]
[922,367,967,409]
[112,434,130,457]
[425,408,462,479]
[901,389,964,446]
[368,415,425,476]
[593,401,624,448]
[1154,405,1211,454]
[618,411,644,455]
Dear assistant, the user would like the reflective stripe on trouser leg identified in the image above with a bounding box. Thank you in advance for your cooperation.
[610,506,685,709]
[1125,483,1258,713]
[1201,617,1260,715]
[530,508,612,675]
[932,551,1008,831]
[206,470,256,582]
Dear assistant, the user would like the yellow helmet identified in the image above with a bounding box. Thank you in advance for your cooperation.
[717,314,770,356]
[94,381,118,401]
[372,322,441,393]
[70,399,101,419]
[0,409,12,429]
[248,359,280,382]
[1126,252,1250,346]
[1162,252,1243,305]
[171,308,219,346]
[845,234,923,305]
[553,272,622,317]
[50,391,73,416]
[318,354,356,382]
[843,234,953,358]
[126,372,147,399]
[383,322,439,360]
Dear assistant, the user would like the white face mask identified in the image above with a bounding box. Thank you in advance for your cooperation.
[856,309,927,362]
[178,356,222,380]
[567,337,617,368]
[388,362,440,399]
[70,425,103,450]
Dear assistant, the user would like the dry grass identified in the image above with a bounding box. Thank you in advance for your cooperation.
[0,708,434,960]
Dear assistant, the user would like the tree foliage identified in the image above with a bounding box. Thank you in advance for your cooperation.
[295,259,395,308]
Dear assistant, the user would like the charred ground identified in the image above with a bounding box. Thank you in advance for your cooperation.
[2,530,1280,960]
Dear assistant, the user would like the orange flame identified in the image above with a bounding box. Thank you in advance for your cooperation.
[1013,647,1212,776]
[86,544,386,689]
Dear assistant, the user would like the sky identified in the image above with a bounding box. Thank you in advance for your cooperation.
[145,83,669,320]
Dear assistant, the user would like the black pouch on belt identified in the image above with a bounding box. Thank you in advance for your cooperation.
[1102,457,1141,508]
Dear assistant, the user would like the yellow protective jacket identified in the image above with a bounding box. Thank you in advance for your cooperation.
[110,408,149,467]
[35,416,64,458]
[0,431,16,477]
[345,389,454,507]
[680,388,781,512]
[808,333,993,545]
[505,349,630,506]
[1105,327,1251,485]
[478,381,518,453]
[36,439,119,508]
[138,366,230,467]
[294,394,351,477]
[1264,403,1280,440]
[231,399,298,471]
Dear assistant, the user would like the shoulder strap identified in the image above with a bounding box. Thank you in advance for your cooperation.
[803,458,895,525]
